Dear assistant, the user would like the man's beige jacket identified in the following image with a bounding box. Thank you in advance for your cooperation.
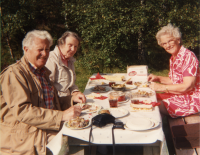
[0,56,71,154]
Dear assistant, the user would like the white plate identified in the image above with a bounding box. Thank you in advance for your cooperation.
[65,119,91,130]
[118,97,129,104]
[125,118,160,131]
[125,85,137,91]
[90,86,110,93]
[109,108,129,118]
[76,103,102,113]
[89,79,109,86]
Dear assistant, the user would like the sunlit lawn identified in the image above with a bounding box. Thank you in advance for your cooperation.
[75,66,169,93]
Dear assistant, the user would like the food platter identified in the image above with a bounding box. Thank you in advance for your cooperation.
[108,108,129,118]
[90,86,111,93]
[76,103,102,113]
[131,89,155,97]
[65,118,92,130]
[125,118,160,131]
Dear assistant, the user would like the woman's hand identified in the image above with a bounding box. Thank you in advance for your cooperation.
[149,82,166,92]
[62,106,82,121]
[148,74,159,82]
[72,91,86,103]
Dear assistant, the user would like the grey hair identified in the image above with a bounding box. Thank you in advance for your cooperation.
[22,30,53,52]
[57,31,81,47]
[156,23,182,46]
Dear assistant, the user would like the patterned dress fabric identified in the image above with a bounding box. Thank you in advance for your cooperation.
[163,46,200,118]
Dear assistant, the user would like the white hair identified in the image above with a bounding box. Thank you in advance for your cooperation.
[156,23,182,46]
[22,30,53,52]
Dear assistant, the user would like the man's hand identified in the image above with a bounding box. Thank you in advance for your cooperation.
[62,106,81,121]
[72,91,86,103]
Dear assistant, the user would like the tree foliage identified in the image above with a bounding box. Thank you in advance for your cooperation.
[1,0,66,69]
[1,0,199,72]
[63,0,199,73]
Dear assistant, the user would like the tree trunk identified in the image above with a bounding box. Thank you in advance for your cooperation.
[138,28,146,65]
[137,0,146,65]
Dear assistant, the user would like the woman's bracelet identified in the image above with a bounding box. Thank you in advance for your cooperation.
[165,86,169,93]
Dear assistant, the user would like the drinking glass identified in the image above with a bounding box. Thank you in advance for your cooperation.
[131,93,139,104]
[108,92,119,107]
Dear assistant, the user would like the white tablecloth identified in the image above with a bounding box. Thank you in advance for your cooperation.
[47,73,165,155]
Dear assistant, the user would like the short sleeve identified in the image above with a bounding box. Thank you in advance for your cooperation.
[182,52,199,77]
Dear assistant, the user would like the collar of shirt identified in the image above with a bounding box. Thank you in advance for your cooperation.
[29,63,45,76]
[58,46,69,66]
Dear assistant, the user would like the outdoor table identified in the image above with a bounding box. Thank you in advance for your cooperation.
[47,73,169,155]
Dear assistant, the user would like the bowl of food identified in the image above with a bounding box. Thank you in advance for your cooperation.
[111,84,126,91]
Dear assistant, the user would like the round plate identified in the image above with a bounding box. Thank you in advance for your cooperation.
[90,86,110,93]
[109,108,129,118]
[89,79,109,86]
[75,103,102,113]
[125,85,137,91]
[65,119,91,130]
[125,118,160,131]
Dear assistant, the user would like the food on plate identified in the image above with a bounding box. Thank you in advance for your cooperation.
[104,75,124,81]
[99,109,111,114]
[76,103,101,113]
[101,82,107,85]
[126,81,132,85]
[135,90,154,97]
[130,102,153,111]
[81,104,92,110]
[93,85,106,91]
[111,84,125,91]
[141,82,150,87]
[133,82,142,87]
[131,99,139,104]
[88,105,101,112]
[67,117,90,129]
[109,82,116,87]
[86,93,102,99]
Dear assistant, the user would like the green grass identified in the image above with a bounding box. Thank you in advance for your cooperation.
[75,66,169,93]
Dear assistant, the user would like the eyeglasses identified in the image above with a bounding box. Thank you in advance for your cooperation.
[161,39,175,48]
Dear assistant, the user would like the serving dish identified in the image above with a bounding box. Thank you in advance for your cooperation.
[111,84,126,91]
[90,86,110,93]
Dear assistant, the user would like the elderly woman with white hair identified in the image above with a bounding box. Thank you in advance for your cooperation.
[148,23,200,118]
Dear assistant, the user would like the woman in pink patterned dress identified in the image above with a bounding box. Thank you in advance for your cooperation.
[148,23,200,118]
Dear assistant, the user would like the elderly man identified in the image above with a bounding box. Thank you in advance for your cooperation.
[0,30,82,154]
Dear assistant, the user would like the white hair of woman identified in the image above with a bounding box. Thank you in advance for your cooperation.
[156,23,182,46]
[22,30,53,53]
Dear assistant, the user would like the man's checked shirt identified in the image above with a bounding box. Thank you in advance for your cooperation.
[29,63,54,109]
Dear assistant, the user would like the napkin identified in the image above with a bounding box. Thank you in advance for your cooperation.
[90,73,105,80]
[94,96,108,100]
[151,102,161,107]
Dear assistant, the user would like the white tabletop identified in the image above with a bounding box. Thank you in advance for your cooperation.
[47,73,165,154]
